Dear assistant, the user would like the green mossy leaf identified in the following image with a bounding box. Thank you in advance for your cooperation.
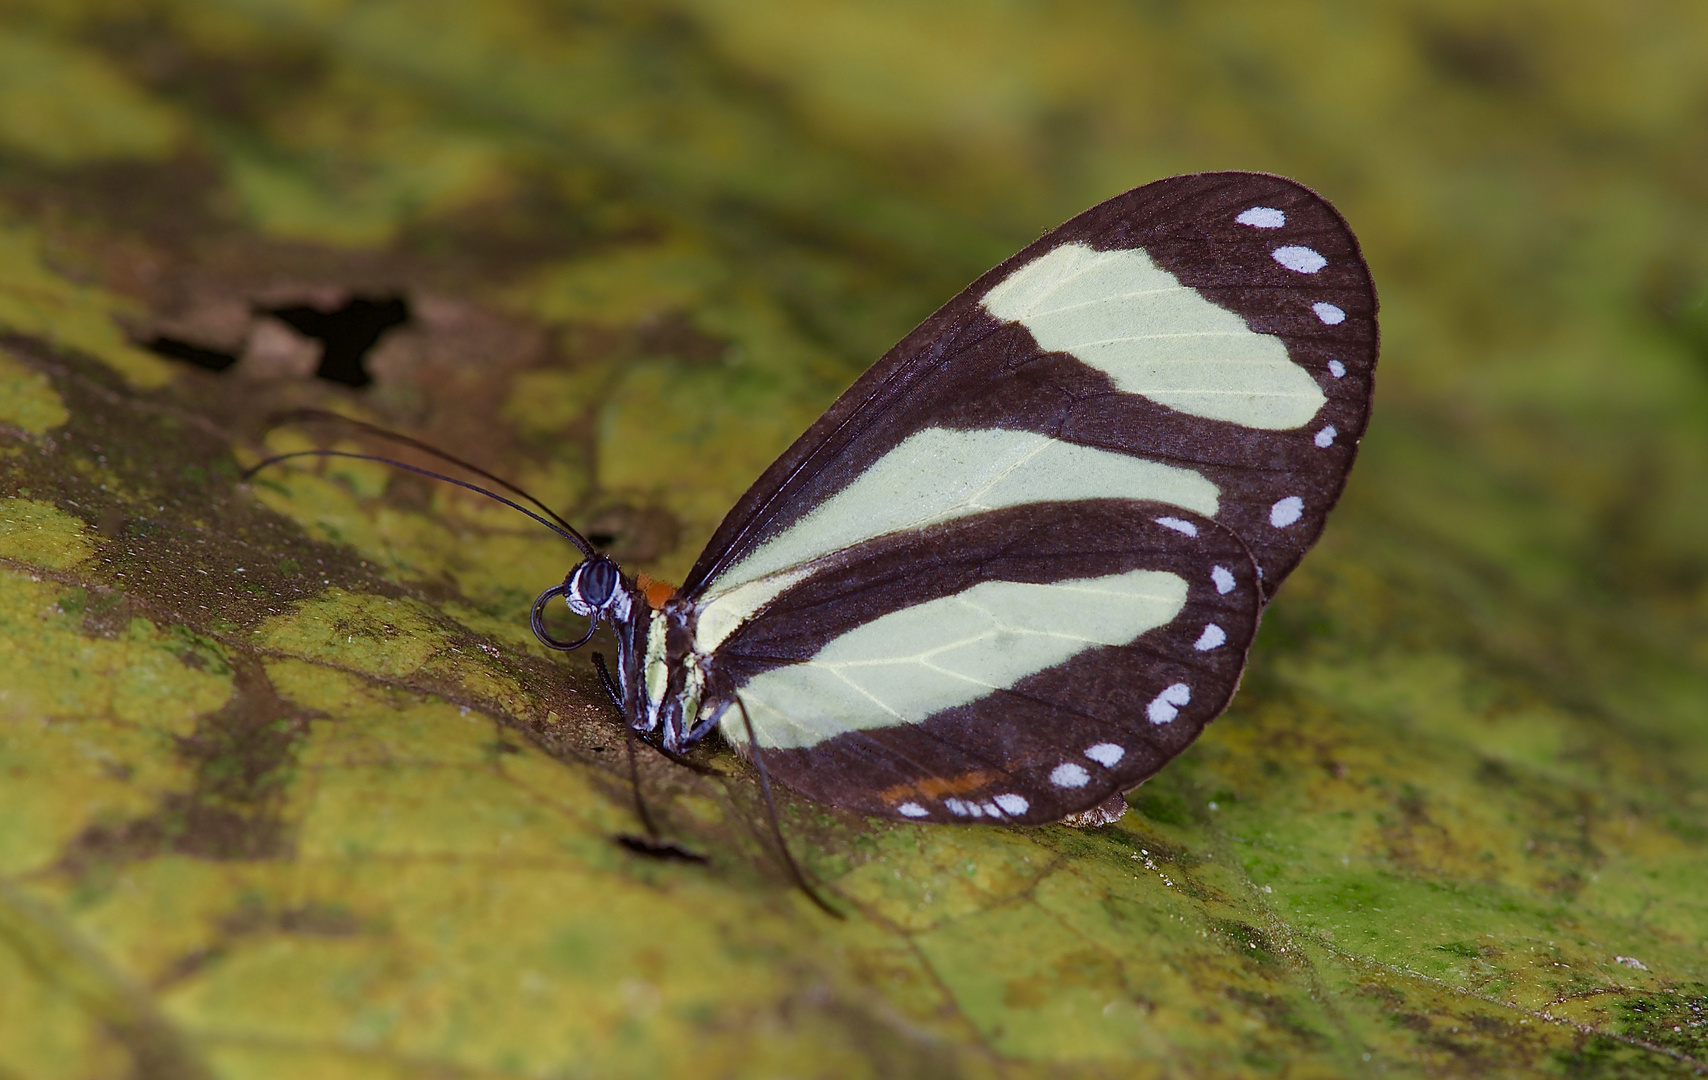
[1,2,1706,1077]
[0,220,174,389]
[0,353,69,434]
[0,29,184,166]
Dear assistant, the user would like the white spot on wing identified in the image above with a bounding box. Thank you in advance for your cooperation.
[1327,359,1346,378]
[994,793,1030,815]
[1211,565,1236,594]
[1236,207,1286,228]
[1147,683,1192,724]
[945,798,983,817]
[1315,425,1337,448]
[980,243,1327,430]
[1194,624,1227,651]
[1084,743,1125,767]
[1313,302,1346,325]
[1155,516,1197,537]
[1050,762,1090,788]
[1273,246,1327,274]
[1270,496,1305,528]
[897,802,928,818]
[981,802,1002,817]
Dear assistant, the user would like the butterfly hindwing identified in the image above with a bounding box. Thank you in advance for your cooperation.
[708,505,1261,823]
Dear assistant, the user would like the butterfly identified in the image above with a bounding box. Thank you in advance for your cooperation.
[526,171,1378,827]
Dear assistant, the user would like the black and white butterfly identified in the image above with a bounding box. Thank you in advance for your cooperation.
[528,171,1377,826]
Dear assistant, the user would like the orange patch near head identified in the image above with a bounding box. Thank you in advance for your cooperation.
[879,771,998,804]
[635,572,677,611]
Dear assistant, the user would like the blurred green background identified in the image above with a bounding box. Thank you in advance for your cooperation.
[0,1,1706,1077]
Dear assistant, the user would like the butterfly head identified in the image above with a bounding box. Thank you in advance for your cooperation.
[563,555,622,617]
[531,554,630,651]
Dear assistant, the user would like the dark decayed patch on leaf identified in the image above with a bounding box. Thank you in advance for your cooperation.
[1222,987,1330,1051]
[152,901,378,992]
[1213,919,1283,968]
[1612,986,1708,1056]
[218,897,369,938]
[0,337,391,635]
[61,655,308,870]
[1554,1034,1707,1080]
[1414,19,1539,91]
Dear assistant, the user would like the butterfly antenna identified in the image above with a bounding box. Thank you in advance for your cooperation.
[265,408,584,538]
[244,449,594,559]
[734,695,844,919]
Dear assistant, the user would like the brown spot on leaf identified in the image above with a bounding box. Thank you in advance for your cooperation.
[1002,949,1124,1009]
[62,656,310,870]
[218,899,366,938]
[635,310,729,364]
[1416,20,1538,91]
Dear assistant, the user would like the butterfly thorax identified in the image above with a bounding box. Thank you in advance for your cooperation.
[626,593,728,753]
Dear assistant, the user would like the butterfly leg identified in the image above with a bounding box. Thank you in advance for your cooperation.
[680,697,728,748]
[733,694,843,919]
[622,725,661,839]
[595,649,665,843]
[592,652,623,711]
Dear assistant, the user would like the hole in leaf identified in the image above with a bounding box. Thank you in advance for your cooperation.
[143,335,238,372]
[264,295,410,388]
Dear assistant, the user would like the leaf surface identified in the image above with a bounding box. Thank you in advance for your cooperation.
[1,2,1707,1077]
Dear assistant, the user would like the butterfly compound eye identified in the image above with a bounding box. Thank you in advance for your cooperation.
[566,557,620,614]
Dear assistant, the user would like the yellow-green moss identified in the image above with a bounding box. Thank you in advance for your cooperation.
[0,354,68,434]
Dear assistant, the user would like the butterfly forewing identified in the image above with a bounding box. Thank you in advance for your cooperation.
[682,172,1376,601]
[656,172,1376,822]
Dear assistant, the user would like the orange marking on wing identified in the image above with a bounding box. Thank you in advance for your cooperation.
[635,572,676,611]
[880,771,998,804]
